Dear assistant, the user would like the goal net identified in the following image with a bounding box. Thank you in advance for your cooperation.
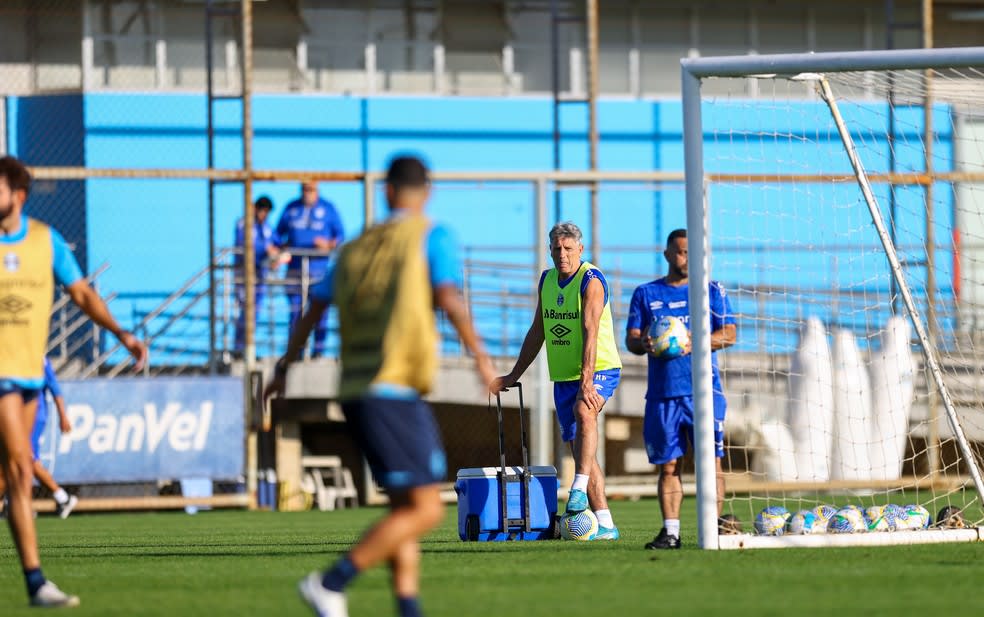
[682,48,984,548]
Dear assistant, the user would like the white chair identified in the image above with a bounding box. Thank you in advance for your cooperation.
[334,467,359,510]
[301,455,359,511]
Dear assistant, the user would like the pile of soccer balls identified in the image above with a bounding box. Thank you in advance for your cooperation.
[753,503,960,535]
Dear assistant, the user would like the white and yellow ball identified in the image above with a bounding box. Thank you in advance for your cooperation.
[902,504,931,530]
[787,510,821,535]
[560,510,599,541]
[651,316,690,359]
[754,506,791,536]
[827,506,867,533]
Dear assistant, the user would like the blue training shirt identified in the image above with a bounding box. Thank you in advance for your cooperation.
[626,278,735,400]
[0,218,83,388]
[310,221,461,304]
[275,197,344,276]
[234,218,277,274]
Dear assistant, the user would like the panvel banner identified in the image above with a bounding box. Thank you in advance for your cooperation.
[36,377,244,484]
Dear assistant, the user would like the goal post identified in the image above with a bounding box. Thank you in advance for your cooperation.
[682,47,984,550]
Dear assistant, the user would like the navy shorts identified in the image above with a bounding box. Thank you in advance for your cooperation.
[0,381,40,403]
[553,368,621,443]
[342,395,447,491]
[644,394,727,465]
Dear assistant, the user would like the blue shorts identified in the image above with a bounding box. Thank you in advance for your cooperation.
[644,394,727,465]
[341,395,447,491]
[0,381,40,403]
[553,368,621,443]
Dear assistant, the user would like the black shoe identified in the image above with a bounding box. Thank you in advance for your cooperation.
[644,528,681,550]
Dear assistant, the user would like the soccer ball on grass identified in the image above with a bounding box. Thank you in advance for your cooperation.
[754,506,790,536]
[560,510,599,541]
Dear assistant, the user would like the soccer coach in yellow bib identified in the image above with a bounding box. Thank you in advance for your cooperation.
[492,221,622,540]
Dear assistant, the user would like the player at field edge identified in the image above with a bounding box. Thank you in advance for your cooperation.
[0,357,79,519]
[625,228,737,549]
[491,221,623,540]
[265,155,496,617]
[0,155,148,607]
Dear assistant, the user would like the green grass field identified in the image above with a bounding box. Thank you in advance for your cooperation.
[2,498,982,616]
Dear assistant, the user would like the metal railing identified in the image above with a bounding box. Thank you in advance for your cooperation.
[101,245,971,374]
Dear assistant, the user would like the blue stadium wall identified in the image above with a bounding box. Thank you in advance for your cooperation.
[2,93,955,360]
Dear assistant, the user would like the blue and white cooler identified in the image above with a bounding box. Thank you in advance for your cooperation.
[455,465,558,541]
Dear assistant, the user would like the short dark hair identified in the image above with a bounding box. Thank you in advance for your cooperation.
[385,155,430,190]
[666,228,687,247]
[0,156,31,197]
[255,196,273,210]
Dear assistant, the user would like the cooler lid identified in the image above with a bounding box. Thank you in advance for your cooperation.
[456,466,557,479]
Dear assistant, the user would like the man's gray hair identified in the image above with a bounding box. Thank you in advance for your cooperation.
[548,221,583,246]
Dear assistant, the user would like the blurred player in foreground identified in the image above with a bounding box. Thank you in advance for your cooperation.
[491,221,623,539]
[265,155,495,617]
[0,358,78,519]
[625,228,736,549]
[0,155,147,608]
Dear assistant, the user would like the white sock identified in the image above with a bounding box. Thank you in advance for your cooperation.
[595,509,614,528]
[665,519,681,537]
[53,489,69,505]
[571,474,589,492]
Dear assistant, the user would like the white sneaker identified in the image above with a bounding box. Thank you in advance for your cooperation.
[30,580,80,608]
[56,495,78,519]
[298,572,348,617]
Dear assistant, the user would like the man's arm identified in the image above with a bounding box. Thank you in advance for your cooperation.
[625,287,652,355]
[711,323,737,350]
[434,285,495,390]
[65,281,147,370]
[264,298,329,400]
[625,326,653,355]
[54,395,70,433]
[491,296,545,392]
[578,276,605,411]
[312,203,343,251]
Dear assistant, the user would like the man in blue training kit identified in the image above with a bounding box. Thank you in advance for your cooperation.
[233,195,281,356]
[0,156,147,607]
[265,155,495,617]
[625,228,736,549]
[275,180,344,357]
[1,358,78,519]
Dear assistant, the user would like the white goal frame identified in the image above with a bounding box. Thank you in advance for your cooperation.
[681,46,984,550]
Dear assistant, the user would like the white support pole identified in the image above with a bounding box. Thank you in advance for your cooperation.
[817,76,984,502]
[155,38,168,89]
[81,0,94,91]
[570,47,584,96]
[534,178,552,467]
[225,39,238,89]
[296,37,308,90]
[365,42,377,94]
[681,65,719,550]
[503,44,515,95]
[434,44,446,94]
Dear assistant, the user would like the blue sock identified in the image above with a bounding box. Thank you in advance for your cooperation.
[24,568,45,596]
[321,556,358,592]
[397,596,422,617]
